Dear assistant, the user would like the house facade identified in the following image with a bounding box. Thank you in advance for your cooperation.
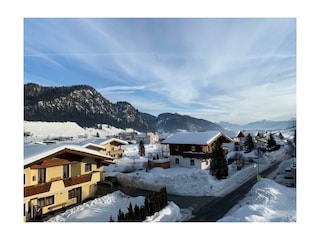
[23,145,113,222]
[161,131,233,170]
[135,132,159,144]
[98,138,129,159]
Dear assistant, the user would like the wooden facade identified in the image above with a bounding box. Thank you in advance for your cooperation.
[163,132,233,170]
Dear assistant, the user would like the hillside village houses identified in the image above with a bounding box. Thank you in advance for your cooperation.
[23,130,268,221]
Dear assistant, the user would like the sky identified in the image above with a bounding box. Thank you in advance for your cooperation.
[24,18,296,124]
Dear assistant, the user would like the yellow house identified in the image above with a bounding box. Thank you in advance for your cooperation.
[97,138,128,159]
[23,144,113,222]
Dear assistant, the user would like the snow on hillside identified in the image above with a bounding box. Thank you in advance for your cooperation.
[23,121,131,140]
[24,121,86,138]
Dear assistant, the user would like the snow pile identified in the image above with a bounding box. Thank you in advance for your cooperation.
[47,191,183,222]
[115,167,229,196]
[47,191,145,222]
[144,201,182,222]
[218,178,296,222]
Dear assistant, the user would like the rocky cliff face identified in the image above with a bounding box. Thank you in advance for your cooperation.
[24,83,153,132]
[24,83,224,133]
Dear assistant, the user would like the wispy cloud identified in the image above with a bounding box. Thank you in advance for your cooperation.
[24,18,296,124]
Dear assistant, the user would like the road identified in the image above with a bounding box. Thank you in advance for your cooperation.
[188,161,283,221]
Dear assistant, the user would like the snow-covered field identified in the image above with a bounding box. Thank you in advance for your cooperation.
[24,120,136,141]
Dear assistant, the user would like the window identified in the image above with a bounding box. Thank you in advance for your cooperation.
[175,145,179,152]
[68,189,76,199]
[68,187,82,203]
[190,159,195,166]
[38,195,54,207]
[191,146,196,152]
[38,168,46,184]
[85,163,92,172]
[175,158,179,164]
[24,174,26,185]
[63,164,69,178]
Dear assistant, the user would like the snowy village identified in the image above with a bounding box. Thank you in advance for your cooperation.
[23,121,296,222]
[20,17,298,227]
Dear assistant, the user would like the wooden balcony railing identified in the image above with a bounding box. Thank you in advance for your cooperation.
[24,173,94,198]
[63,173,93,187]
[182,151,212,159]
[24,182,52,197]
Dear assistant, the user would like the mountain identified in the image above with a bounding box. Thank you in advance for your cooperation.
[144,112,224,133]
[219,119,296,131]
[24,83,224,133]
[24,83,152,132]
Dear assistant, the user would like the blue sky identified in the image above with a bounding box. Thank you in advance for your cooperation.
[24,18,296,124]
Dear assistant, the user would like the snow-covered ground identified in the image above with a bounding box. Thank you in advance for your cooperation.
[46,155,296,222]
[20,121,301,238]
[24,120,136,141]
[27,120,295,223]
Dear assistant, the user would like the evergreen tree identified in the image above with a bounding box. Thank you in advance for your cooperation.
[210,140,228,179]
[127,202,134,221]
[267,133,277,149]
[279,132,284,140]
[118,209,124,221]
[139,140,145,156]
[244,134,255,152]
[134,204,141,221]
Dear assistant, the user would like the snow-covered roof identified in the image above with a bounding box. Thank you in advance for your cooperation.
[24,144,109,166]
[161,131,233,145]
[83,143,106,150]
[220,129,245,138]
[99,137,129,146]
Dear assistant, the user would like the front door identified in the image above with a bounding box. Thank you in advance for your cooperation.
[75,187,82,203]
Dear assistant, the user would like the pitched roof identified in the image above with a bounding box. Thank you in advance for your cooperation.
[161,131,233,145]
[99,137,129,146]
[83,143,106,150]
[24,144,111,167]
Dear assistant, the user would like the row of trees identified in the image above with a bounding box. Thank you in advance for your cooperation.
[110,187,168,222]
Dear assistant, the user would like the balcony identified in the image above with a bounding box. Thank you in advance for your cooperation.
[182,151,212,159]
[24,182,52,197]
[63,173,93,187]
